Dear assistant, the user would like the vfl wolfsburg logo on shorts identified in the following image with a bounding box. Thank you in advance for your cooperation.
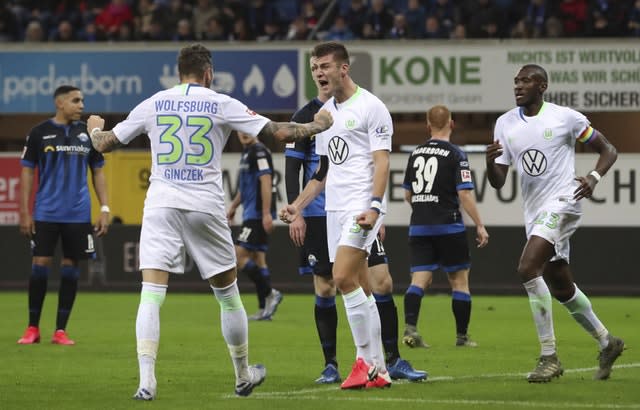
[522,149,547,176]
[328,136,349,164]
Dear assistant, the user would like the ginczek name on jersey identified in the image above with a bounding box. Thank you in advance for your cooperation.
[155,100,218,114]
[163,168,204,181]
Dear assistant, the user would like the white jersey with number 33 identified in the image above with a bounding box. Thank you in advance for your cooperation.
[494,101,591,224]
[315,86,392,212]
[113,83,269,216]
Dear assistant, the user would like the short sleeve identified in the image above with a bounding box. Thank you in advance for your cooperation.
[223,98,270,136]
[493,116,511,166]
[367,101,393,152]
[20,131,39,168]
[113,99,153,144]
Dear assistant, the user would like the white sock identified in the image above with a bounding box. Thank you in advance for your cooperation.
[367,295,387,372]
[523,277,556,356]
[561,284,609,350]
[212,280,249,381]
[342,287,372,363]
[136,282,167,393]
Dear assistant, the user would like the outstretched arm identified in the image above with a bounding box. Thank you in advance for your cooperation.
[258,109,332,143]
[87,115,124,153]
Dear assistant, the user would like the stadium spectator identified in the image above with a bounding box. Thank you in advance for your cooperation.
[522,0,559,38]
[17,85,110,347]
[585,0,629,36]
[202,15,228,41]
[86,43,333,400]
[23,20,45,41]
[228,17,253,41]
[0,1,20,41]
[486,64,625,383]
[462,0,505,38]
[191,0,224,40]
[427,0,461,35]
[403,0,426,38]
[286,15,311,40]
[246,0,280,39]
[401,104,488,350]
[172,17,195,41]
[94,0,133,40]
[49,19,76,41]
[629,0,640,36]
[148,0,192,41]
[387,13,411,39]
[365,0,395,39]
[227,132,283,321]
[558,0,588,37]
[423,15,449,39]
[324,14,355,41]
[450,23,467,39]
[544,15,564,37]
[257,19,285,41]
[343,0,368,38]
[280,41,393,390]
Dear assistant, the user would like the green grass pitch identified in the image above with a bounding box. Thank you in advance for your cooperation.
[1,291,638,410]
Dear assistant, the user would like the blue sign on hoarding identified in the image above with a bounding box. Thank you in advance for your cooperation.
[0,50,298,113]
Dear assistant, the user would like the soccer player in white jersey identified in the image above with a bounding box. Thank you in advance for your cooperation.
[86,43,332,400]
[279,42,392,389]
[486,64,624,383]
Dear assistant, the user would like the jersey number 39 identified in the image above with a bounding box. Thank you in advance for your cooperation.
[411,156,438,194]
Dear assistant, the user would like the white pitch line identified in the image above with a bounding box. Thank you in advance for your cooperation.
[222,362,640,408]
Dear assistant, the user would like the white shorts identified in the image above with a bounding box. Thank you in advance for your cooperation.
[526,211,581,263]
[139,207,236,279]
[325,210,384,262]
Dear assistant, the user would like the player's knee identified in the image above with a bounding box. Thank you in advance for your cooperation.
[31,264,50,279]
[60,265,80,280]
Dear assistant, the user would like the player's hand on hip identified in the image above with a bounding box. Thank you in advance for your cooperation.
[314,109,333,131]
[356,209,378,231]
[573,175,596,200]
[87,115,105,132]
[279,204,299,224]
[288,216,306,247]
[485,141,503,164]
[476,225,489,248]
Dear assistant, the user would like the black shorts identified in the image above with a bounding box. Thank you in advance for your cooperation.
[297,216,332,277]
[409,231,470,273]
[236,219,269,252]
[368,235,388,268]
[32,221,96,260]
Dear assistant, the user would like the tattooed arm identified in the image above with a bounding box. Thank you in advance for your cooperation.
[258,109,333,142]
[87,115,124,153]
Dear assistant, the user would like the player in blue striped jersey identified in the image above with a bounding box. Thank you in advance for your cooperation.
[402,105,488,349]
[228,132,282,321]
[18,85,110,346]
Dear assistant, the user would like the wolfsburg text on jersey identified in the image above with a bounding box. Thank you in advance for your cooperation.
[155,100,218,114]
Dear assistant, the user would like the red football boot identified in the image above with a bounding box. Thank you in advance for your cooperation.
[17,326,40,344]
[51,330,75,345]
[340,358,372,389]
[365,370,392,389]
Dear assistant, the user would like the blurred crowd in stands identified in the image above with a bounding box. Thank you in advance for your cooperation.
[1,0,638,43]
